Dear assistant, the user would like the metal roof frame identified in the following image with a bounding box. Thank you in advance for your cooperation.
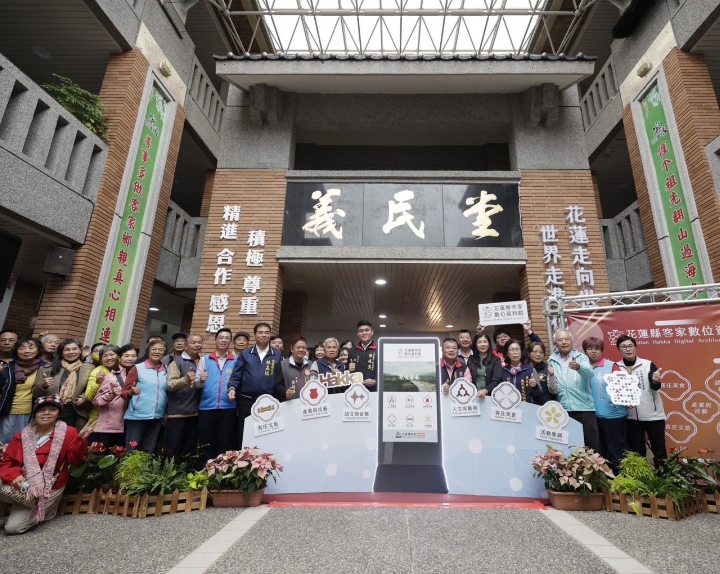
[207,0,599,57]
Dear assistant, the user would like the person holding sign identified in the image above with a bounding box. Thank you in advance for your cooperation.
[466,334,502,398]
[613,334,666,467]
[583,336,627,474]
[547,330,599,451]
[502,340,545,404]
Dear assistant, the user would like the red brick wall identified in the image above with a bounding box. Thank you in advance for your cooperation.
[190,170,287,353]
[3,279,43,336]
[519,170,610,329]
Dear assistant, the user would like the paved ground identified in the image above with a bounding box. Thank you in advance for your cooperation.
[575,511,720,574]
[204,507,615,574]
[0,507,243,574]
[2,504,717,574]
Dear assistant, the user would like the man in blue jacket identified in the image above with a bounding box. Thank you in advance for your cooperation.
[228,322,285,448]
[195,328,236,462]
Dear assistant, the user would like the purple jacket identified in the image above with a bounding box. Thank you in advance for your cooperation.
[93,368,128,434]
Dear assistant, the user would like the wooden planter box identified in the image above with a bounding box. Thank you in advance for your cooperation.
[1,487,208,519]
[698,491,720,515]
[604,490,703,521]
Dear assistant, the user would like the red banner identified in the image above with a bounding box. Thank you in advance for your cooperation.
[566,302,720,455]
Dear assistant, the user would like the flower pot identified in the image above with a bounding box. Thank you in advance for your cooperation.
[210,488,265,508]
[547,490,604,511]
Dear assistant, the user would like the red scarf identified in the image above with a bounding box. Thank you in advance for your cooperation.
[21,421,67,522]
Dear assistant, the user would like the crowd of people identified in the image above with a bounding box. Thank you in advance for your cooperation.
[0,316,666,533]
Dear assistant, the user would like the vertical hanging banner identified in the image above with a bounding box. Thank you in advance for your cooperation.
[95,86,168,344]
[566,302,720,455]
[640,84,705,287]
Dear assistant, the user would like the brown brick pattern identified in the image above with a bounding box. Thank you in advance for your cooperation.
[190,170,287,353]
[622,105,667,288]
[663,48,720,281]
[130,105,185,345]
[34,50,151,341]
[2,279,43,336]
[518,170,610,330]
[199,171,215,217]
[280,290,308,352]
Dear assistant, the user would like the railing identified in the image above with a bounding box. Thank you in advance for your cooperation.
[186,55,224,135]
[599,201,645,260]
[580,55,619,132]
[0,53,108,202]
[158,200,206,289]
[162,200,206,258]
[599,200,652,291]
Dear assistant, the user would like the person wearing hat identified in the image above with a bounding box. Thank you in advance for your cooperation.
[0,395,94,534]
[233,331,250,355]
[162,332,188,367]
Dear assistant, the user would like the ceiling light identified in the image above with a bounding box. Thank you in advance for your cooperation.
[378,314,387,318]
[149,307,160,312]
[375,279,387,285]
[379,324,387,328]
[32,46,52,60]
[446,324,454,328]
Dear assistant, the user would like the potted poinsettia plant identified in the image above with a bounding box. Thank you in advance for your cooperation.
[204,447,283,507]
[532,445,614,510]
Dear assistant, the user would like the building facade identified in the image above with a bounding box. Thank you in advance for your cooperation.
[1,0,719,351]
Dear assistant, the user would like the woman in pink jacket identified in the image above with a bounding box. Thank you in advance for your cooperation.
[92,345,137,447]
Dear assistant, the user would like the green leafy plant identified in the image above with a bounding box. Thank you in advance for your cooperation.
[532,445,614,496]
[187,471,210,491]
[203,447,283,495]
[115,451,190,496]
[68,443,128,492]
[611,450,705,505]
[41,74,109,140]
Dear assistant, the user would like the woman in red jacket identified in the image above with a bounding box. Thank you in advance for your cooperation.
[0,395,93,534]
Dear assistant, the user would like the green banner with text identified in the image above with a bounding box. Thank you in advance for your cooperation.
[640,83,704,287]
[94,86,168,345]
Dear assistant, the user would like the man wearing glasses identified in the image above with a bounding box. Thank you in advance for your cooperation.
[613,334,666,466]
[547,329,599,451]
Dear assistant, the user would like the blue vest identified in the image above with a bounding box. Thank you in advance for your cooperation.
[199,354,237,411]
[124,363,167,420]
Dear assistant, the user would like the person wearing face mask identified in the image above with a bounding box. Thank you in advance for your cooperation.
[0,338,44,444]
[34,339,93,431]
[547,330,598,451]
[465,334,502,398]
[164,333,204,460]
[85,342,104,367]
[121,340,167,452]
[93,345,138,448]
[502,339,545,404]
[84,345,120,423]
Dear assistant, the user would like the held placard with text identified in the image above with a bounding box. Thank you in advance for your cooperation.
[567,302,720,454]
